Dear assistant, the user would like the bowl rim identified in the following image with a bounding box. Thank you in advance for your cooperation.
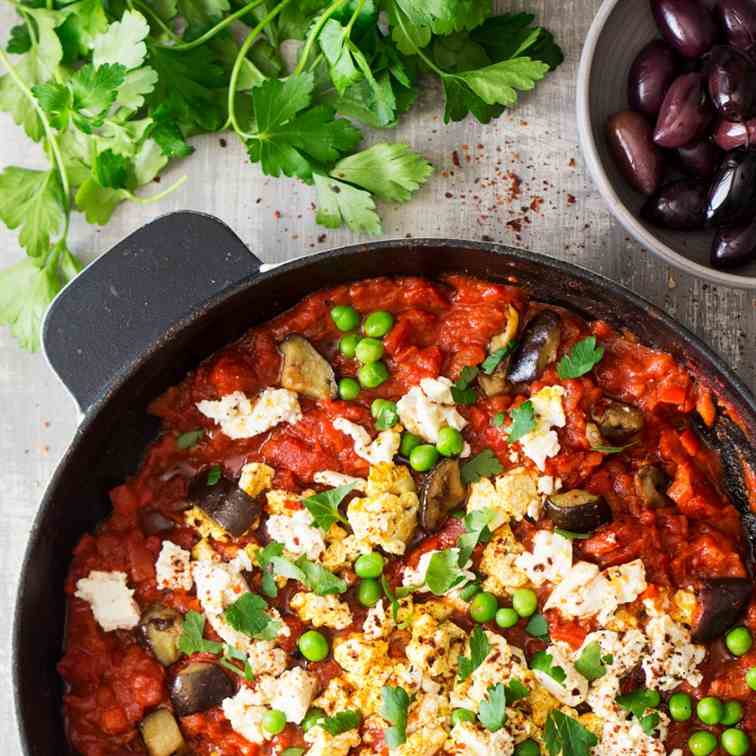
[575,0,756,290]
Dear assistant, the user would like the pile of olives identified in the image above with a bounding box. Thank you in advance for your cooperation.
[607,0,756,270]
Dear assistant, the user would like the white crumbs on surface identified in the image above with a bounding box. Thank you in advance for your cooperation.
[155,540,193,591]
[197,388,302,439]
[74,571,141,632]
[397,377,467,443]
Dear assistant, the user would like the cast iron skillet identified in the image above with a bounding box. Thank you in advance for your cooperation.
[13,211,756,755]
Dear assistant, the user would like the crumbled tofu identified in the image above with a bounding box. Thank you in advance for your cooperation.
[367,461,416,496]
[448,721,514,756]
[74,571,141,632]
[593,715,666,756]
[239,462,275,497]
[332,417,401,465]
[291,592,353,630]
[332,634,394,715]
[321,526,364,572]
[265,488,305,515]
[347,490,418,555]
[402,548,475,594]
[532,642,588,707]
[515,530,573,587]
[197,388,302,439]
[363,599,392,639]
[670,589,697,626]
[313,470,367,492]
[396,379,467,443]
[405,611,466,680]
[517,386,566,470]
[466,467,540,530]
[155,540,193,591]
[266,508,325,560]
[478,524,530,598]
[256,667,318,724]
[222,687,267,744]
[604,559,647,605]
[304,725,361,756]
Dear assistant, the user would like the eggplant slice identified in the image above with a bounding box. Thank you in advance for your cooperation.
[634,465,673,509]
[188,473,260,537]
[279,334,337,400]
[170,662,234,717]
[140,708,186,756]
[139,605,183,666]
[544,490,612,532]
[420,459,467,532]
[506,310,561,384]
[692,577,753,643]
[591,401,644,444]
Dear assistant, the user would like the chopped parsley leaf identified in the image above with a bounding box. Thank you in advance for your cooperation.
[458,624,490,681]
[556,336,605,380]
[478,683,507,732]
[508,400,535,442]
[321,710,362,735]
[381,685,410,748]
[574,641,607,681]
[425,549,469,595]
[461,449,503,484]
[525,613,550,641]
[451,365,479,405]
[206,464,222,486]
[554,528,591,540]
[303,483,353,530]
[544,710,598,756]
[481,340,517,374]
[177,610,223,656]
[530,650,567,684]
[224,593,281,641]
[491,411,506,427]
[176,429,204,449]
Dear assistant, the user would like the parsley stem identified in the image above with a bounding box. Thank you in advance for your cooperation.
[128,174,188,204]
[226,0,291,137]
[293,0,347,76]
[344,0,366,36]
[392,8,447,79]
[160,0,268,51]
[132,0,181,42]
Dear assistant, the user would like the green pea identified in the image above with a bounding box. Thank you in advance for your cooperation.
[451,708,476,726]
[302,707,326,733]
[668,692,692,722]
[460,581,481,602]
[262,709,287,735]
[363,310,394,338]
[409,444,440,472]
[298,630,329,662]
[371,398,395,419]
[371,399,398,429]
[400,432,422,458]
[436,426,465,457]
[331,305,360,332]
[697,696,724,725]
[514,740,540,756]
[338,377,360,400]
[512,588,538,618]
[688,731,718,756]
[747,666,756,691]
[470,591,498,623]
[357,578,382,607]
[357,361,389,389]
[722,700,744,726]
[355,552,384,579]
[725,626,753,657]
[721,728,751,756]
[495,607,520,629]
[355,337,384,363]
[339,333,360,358]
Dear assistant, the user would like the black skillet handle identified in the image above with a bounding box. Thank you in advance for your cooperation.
[43,211,263,415]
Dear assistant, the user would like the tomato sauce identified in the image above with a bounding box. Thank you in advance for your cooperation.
[57,275,755,755]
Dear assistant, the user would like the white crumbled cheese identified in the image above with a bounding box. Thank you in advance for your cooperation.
[517,386,566,470]
[291,592,353,630]
[605,559,647,605]
[466,467,541,530]
[313,470,367,492]
[396,379,467,443]
[594,715,666,756]
[257,667,317,724]
[401,549,475,594]
[515,530,573,586]
[537,475,561,495]
[222,687,267,744]
[478,525,530,598]
[448,721,514,756]
[405,610,467,680]
[304,725,361,756]
[332,417,401,465]
[197,388,302,439]
[266,508,325,560]
[533,642,588,707]
[238,462,275,497]
[641,602,705,691]
[155,540,193,591]
[363,599,391,639]
[74,571,141,632]
[347,489,418,555]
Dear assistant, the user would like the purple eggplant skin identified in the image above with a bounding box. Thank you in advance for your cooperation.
[713,117,756,149]
[718,0,756,55]
[691,577,752,642]
[674,139,723,178]
[712,215,756,267]
[653,72,714,148]
[641,178,709,229]
[707,45,756,121]
[705,148,756,225]
[628,40,681,116]
[651,0,717,59]
[607,111,666,195]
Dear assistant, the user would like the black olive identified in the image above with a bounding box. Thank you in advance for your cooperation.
[170,662,234,717]
[640,179,709,230]
[634,465,673,509]
[138,605,183,666]
[419,459,467,532]
[279,334,337,400]
[140,708,186,756]
[506,310,561,384]
[544,490,612,532]
[591,401,645,444]
[705,149,756,226]
[188,473,260,537]
[691,577,753,642]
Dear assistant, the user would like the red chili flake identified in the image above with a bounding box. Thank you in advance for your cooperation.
[274,210,282,219]
[569,158,577,168]
[445,192,453,199]
[506,218,523,234]
[530,197,544,212]
[256,197,262,204]
[566,194,576,205]
[481,234,494,242]
[219,138,227,148]
[317,234,327,243]
[452,150,461,167]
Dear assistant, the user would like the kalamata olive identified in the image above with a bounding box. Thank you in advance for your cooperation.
[506,310,561,384]
[652,0,717,58]
[544,490,612,532]
[707,45,756,121]
[653,73,713,148]
[607,111,665,195]
[674,139,723,178]
[718,0,756,55]
[691,577,752,642]
[590,401,645,444]
[705,148,756,225]
[628,40,681,116]
[170,662,234,716]
[713,116,756,148]
[712,216,756,267]
[641,178,709,229]
[419,458,466,532]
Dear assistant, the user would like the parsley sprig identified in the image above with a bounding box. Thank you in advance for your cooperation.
[544,710,598,756]
[557,336,605,380]
[381,685,410,748]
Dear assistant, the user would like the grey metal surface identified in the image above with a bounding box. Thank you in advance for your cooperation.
[0,0,754,751]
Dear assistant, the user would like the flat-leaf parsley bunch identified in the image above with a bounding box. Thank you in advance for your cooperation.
[0,0,562,349]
